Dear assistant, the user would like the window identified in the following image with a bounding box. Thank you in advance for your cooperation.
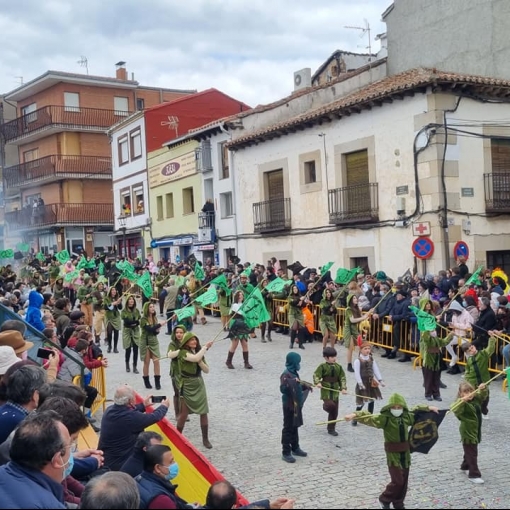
[136,98,145,111]
[64,92,80,112]
[182,187,195,214]
[220,143,229,179]
[304,160,316,184]
[23,149,39,162]
[21,102,37,123]
[130,129,142,160]
[132,185,144,214]
[114,96,129,116]
[165,193,174,218]
[156,196,163,220]
[120,189,131,216]
[118,136,128,165]
[220,192,233,218]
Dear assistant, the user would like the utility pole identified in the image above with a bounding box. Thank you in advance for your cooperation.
[318,133,329,192]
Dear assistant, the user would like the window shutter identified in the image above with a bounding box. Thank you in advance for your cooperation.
[345,150,369,185]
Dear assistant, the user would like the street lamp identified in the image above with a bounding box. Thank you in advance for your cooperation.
[117,214,127,258]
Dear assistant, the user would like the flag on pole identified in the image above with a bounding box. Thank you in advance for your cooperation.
[320,261,334,275]
[194,285,219,307]
[118,260,136,281]
[466,265,483,286]
[85,259,96,269]
[210,274,231,295]
[174,306,196,322]
[98,262,105,275]
[64,269,79,283]
[194,262,205,281]
[335,267,361,285]
[77,257,88,270]
[56,250,70,264]
[409,409,448,454]
[242,288,271,329]
[175,275,186,287]
[264,277,287,293]
[136,271,153,299]
[409,305,437,331]
[36,252,45,262]
[241,265,253,277]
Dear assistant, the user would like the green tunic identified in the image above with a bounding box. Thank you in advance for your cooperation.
[451,388,488,444]
[104,296,122,330]
[121,307,141,349]
[420,331,452,371]
[319,296,337,335]
[140,317,161,359]
[313,362,346,402]
[77,284,94,305]
[218,289,232,317]
[287,296,305,327]
[464,337,496,388]
[343,308,359,344]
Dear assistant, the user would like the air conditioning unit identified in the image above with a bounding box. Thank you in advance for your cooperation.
[198,228,211,242]
[293,68,312,91]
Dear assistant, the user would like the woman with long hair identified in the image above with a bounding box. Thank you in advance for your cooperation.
[52,277,65,301]
[167,324,187,420]
[121,295,141,373]
[140,302,165,390]
[287,284,308,350]
[218,277,233,332]
[225,290,253,369]
[260,278,274,342]
[176,332,214,449]
[174,285,193,332]
[319,288,338,349]
[344,294,371,372]
[104,287,123,354]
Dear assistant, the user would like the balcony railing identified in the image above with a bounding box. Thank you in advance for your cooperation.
[0,105,132,143]
[5,203,114,230]
[253,198,291,233]
[328,182,379,224]
[3,155,112,189]
[484,173,510,212]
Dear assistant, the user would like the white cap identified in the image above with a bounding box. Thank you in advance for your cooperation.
[0,346,19,375]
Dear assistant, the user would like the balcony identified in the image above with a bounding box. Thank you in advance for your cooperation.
[253,198,291,233]
[484,173,510,213]
[3,155,111,190]
[328,183,379,225]
[0,105,132,145]
[5,203,114,231]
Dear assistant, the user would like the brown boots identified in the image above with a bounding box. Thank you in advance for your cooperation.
[226,351,253,369]
[243,351,253,369]
[225,351,235,369]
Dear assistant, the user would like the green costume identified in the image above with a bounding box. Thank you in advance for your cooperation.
[451,387,488,444]
[237,282,255,297]
[287,293,305,327]
[178,332,209,415]
[167,325,186,380]
[464,337,496,387]
[313,361,346,401]
[53,279,65,300]
[77,282,94,305]
[140,302,161,359]
[104,290,122,330]
[121,306,141,349]
[420,331,453,371]
[319,290,337,335]
[218,288,232,317]
[343,294,360,344]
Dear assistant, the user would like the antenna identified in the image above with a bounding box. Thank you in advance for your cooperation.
[14,76,23,86]
[77,56,89,75]
[344,20,373,80]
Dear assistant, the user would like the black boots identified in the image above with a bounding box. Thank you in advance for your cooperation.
[243,351,253,369]
[225,351,235,369]
[155,375,161,390]
[132,363,139,374]
[143,376,152,389]
[347,363,354,373]
[125,362,130,373]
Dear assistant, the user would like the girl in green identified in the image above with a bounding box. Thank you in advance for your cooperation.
[260,278,274,342]
[319,288,338,349]
[104,287,123,354]
[218,283,232,332]
[166,324,187,420]
[140,302,165,390]
[287,284,308,350]
[176,332,214,449]
[344,294,370,372]
[52,277,65,300]
[121,295,141,374]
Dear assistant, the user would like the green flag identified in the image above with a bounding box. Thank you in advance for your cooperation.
[409,305,437,332]
[335,267,361,285]
[77,257,87,270]
[466,265,483,286]
[195,285,218,307]
[320,261,334,275]
[241,265,253,277]
[210,274,231,295]
[265,277,287,293]
[97,275,107,284]
[64,269,79,283]
[98,262,105,275]
[16,243,30,253]
[242,288,271,329]
[175,275,186,287]
[194,262,205,281]
[0,249,14,259]
[174,306,196,322]
[36,252,45,262]
[118,260,136,281]
[136,271,153,299]
[86,259,96,270]
[56,250,70,264]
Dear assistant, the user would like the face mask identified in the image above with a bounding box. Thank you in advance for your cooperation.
[429,330,437,338]
[380,291,385,296]
[164,462,179,481]
[295,364,301,372]
[462,301,467,307]
[390,409,403,418]
[20,350,28,361]
[59,452,74,480]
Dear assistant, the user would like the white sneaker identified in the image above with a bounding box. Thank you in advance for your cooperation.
[449,355,458,367]
[469,477,484,484]
[482,415,489,420]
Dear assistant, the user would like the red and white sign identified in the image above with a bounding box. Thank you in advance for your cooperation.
[412,221,431,237]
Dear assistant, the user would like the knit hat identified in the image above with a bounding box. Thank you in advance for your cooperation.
[0,345,20,375]
[0,330,34,354]
[69,310,85,321]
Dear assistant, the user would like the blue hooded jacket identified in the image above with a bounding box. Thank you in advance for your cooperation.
[25,290,45,332]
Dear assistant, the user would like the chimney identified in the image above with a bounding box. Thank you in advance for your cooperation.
[115,61,127,80]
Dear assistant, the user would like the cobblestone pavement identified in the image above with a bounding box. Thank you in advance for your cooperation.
[102,315,510,509]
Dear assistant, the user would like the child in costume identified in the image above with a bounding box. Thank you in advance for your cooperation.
[451,381,488,484]
[313,347,347,437]
[345,393,439,510]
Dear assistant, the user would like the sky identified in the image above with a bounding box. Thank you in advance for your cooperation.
[0,0,390,108]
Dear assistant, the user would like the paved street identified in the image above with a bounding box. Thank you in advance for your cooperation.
[102,315,510,509]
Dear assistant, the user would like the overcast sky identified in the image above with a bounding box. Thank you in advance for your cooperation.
[0,0,390,107]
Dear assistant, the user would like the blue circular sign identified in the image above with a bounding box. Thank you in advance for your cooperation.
[453,241,469,260]
[412,237,434,260]
[150,239,157,248]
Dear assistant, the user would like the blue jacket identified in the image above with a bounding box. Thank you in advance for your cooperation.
[0,461,66,509]
[25,290,45,332]
[0,402,29,444]
[136,471,189,509]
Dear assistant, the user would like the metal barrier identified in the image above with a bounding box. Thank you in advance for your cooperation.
[72,364,107,417]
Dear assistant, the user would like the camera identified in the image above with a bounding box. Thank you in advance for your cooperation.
[151,396,166,403]
[37,348,53,359]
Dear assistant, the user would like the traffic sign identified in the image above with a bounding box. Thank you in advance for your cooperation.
[453,241,469,260]
[412,237,434,260]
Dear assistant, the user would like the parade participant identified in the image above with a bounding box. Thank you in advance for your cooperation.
[52,277,65,301]
[444,300,473,374]
[451,381,488,484]
[174,285,193,332]
[76,275,94,328]
[104,287,123,354]
[218,277,232,332]
[280,352,310,463]
[287,285,308,350]
[166,324,186,420]
[92,282,107,345]
[176,332,213,449]
[319,288,338,349]
[344,295,371,372]
[121,295,141,374]
[313,347,347,437]
[260,279,274,342]
[236,272,255,298]
[345,394,439,509]
[140,302,165,390]
[225,290,253,369]
[352,341,384,426]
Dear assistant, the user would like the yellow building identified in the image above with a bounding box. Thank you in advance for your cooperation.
[147,140,202,263]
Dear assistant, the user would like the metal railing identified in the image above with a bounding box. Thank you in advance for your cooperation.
[0,105,132,142]
[3,155,112,189]
[328,182,379,224]
[253,198,291,233]
[484,172,510,212]
[5,203,114,229]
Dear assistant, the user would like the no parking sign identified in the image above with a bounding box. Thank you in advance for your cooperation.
[453,241,469,260]
[412,237,434,260]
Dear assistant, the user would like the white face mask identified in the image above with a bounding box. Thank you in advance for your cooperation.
[390,408,403,417]
[429,330,437,338]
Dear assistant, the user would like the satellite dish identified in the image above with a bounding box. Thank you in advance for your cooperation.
[294,74,302,86]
